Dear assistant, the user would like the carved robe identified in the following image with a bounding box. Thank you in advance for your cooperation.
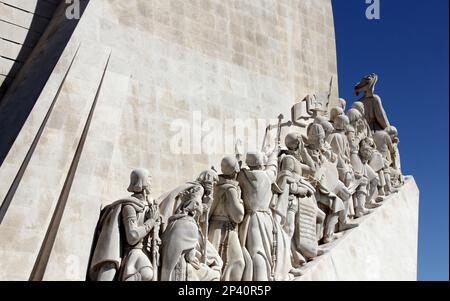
[88,197,153,281]
[160,213,223,281]
[208,177,248,281]
[272,154,322,268]
[156,182,203,231]
[360,95,390,132]
[326,131,353,183]
[237,164,292,281]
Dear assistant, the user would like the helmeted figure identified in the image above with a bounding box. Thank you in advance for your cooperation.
[272,133,325,274]
[208,156,248,281]
[330,106,344,125]
[88,168,160,281]
[301,124,358,243]
[160,186,223,281]
[237,150,292,281]
[354,73,390,132]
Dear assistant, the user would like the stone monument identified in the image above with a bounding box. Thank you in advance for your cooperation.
[0,0,418,281]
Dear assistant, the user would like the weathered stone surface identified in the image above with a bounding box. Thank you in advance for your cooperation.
[296,176,419,281]
[0,0,344,281]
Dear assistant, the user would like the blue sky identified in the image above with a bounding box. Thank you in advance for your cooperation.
[332,0,449,280]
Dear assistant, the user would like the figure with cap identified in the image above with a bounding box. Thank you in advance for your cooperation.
[88,168,160,281]
[330,106,344,126]
[207,156,248,281]
[237,147,293,281]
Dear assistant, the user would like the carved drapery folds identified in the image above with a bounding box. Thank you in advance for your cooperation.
[88,74,404,281]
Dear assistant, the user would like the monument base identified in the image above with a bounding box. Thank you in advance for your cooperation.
[295,176,419,281]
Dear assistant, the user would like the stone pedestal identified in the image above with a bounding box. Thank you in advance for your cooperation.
[296,176,419,281]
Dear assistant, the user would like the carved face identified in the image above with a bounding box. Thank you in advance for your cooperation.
[346,130,355,143]
[128,168,152,194]
[355,73,378,96]
[202,181,214,195]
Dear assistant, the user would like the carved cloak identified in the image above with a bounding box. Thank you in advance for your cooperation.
[156,182,203,231]
[361,95,390,132]
[88,197,146,281]
[160,214,223,281]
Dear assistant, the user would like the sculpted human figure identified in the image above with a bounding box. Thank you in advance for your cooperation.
[272,133,325,274]
[338,98,347,110]
[385,126,404,187]
[326,115,354,185]
[157,169,218,232]
[346,125,380,212]
[313,116,334,141]
[330,106,344,125]
[373,128,398,195]
[160,186,223,281]
[88,168,160,281]
[208,156,248,281]
[354,73,390,132]
[348,102,372,140]
[237,149,292,281]
[301,124,358,244]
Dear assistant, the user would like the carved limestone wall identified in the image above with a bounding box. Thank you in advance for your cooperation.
[0,0,338,280]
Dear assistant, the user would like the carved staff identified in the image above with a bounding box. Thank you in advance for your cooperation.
[201,191,213,264]
[151,213,161,281]
[144,190,161,281]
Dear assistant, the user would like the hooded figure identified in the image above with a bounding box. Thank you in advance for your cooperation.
[160,186,223,281]
[156,169,218,232]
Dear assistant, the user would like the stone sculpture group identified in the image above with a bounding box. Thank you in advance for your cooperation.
[88,74,404,281]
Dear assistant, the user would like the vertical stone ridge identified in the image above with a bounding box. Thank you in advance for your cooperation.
[0,43,81,224]
[29,50,111,281]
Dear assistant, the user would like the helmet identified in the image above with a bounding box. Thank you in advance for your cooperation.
[221,156,240,176]
[351,101,365,115]
[334,115,349,131]
[330,106,344,123]
[346,125,355,133]
[346,108,362,124]
[285,132,301,150]
[196,169,219,184]
[127,168,151,193]
[338,98,347,110]
[245,152,264,167]
[307,123,325,141]
[385,126,398,136]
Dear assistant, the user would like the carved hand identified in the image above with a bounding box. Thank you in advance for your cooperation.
[185,249,202,269]
[146,205,160,223]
